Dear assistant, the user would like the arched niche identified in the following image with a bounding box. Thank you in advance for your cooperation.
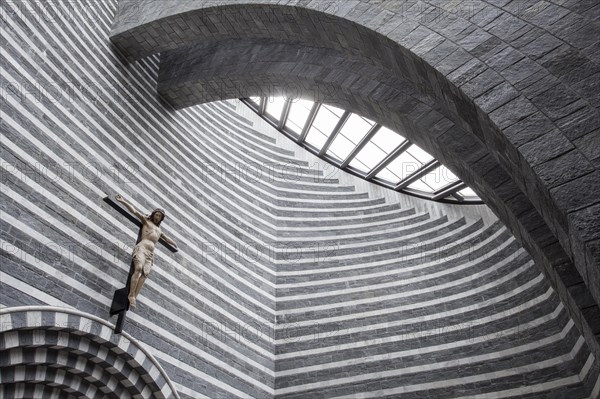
[0,307,179,399]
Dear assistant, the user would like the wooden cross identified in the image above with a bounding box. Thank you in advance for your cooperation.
[104,195,178,334]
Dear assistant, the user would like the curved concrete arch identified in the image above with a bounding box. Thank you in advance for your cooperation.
[0,307,180,399]
[111,0,600,356]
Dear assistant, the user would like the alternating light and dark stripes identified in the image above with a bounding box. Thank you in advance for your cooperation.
[0,307,178,399]
[0,0,598,398]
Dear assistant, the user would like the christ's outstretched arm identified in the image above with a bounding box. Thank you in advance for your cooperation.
[161,232,178,250]
[115,194,146,224]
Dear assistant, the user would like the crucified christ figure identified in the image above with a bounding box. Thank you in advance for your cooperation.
[115,194,178,308]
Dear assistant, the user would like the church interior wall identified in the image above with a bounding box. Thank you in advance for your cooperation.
[1,0,599,398]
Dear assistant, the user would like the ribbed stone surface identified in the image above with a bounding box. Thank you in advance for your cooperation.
[0,309,177,399]
[108,0,600,361]
[1,0,599,398]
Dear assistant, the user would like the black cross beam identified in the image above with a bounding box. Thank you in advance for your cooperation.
[103,195,178,334]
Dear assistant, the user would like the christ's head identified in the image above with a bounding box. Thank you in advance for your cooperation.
[149,209,165,226]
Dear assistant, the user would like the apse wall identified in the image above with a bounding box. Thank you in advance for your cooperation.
[2,1,276,397]
[0,1,599,399]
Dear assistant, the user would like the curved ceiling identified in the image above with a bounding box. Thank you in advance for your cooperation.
[244,97,481,204]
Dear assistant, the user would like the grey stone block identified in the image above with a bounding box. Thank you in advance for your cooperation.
[520,32,564,60]
[569,203,600,242]
[534,149,595,188]
[484,45,526,71]
[574,130,600,163]
[474,81,520,113]
[555,107,600,140]
[532,84,587,121]
[551,171,600,213]
[489,95,538,129]
[518,129,574,167]
[502,112,556,147]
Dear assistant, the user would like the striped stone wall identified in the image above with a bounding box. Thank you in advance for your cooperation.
[1,0,276,397]
[0,0,598,398]
[108,0,600,358]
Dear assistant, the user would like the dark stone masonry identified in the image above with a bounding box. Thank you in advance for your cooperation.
[1,0,599,398]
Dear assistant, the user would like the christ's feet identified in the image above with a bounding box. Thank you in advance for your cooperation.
[128,296,136,309]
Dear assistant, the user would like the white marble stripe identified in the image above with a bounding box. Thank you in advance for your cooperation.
[591,372,600,399]
[0,182,275,360]
[274,275,544,343]
[276,288,555,359]
[101,0,118,24]
[277,302,565,375]
[276,325,581,394]
[453,375,581,399]
[580,355,596,381]
[277,228,514,293]
[153,350,258,399]
[273,211,425,232]
[272,216,464,253]
[0,221,118,299]
[171,383,212,399]
[0,131,104,200]
[0,273,70,308]
[277,223,508,276]
[352,338,591,399]
[275,261,533,327]
[264,210,436,242]
[263,207,411,224]
[278,245,525,303]
[274,221,508,270]
[275,212,432,240]
[277,244,524,313]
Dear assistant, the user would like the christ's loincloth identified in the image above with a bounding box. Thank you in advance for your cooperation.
[132,244,154,276]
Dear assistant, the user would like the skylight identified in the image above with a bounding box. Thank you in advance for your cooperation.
[328,114,374,160]
[243,97,481,203]
[286,99,313,135]
[305,104,344,148]
[265,97,286,120]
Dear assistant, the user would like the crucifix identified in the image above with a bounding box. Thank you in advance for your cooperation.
[104,194,178,334]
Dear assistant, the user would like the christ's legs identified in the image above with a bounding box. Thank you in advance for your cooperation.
[133,275,147,299]
[129,254,145,308]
